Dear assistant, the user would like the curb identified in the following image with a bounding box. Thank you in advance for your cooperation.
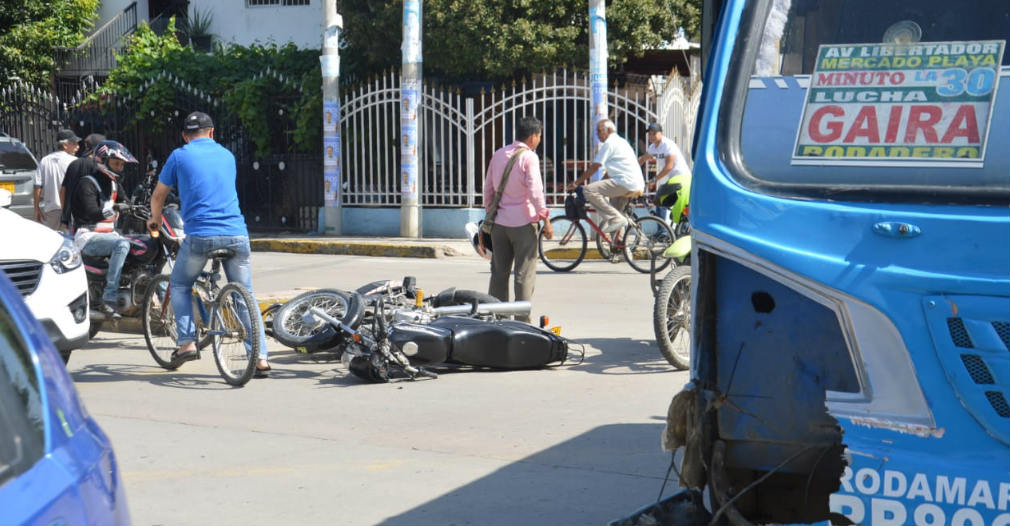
[251,239,465,259]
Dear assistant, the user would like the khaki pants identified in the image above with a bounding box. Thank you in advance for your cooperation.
[583,179,631,232]
[488,222,538,322]
[40,209,62,230]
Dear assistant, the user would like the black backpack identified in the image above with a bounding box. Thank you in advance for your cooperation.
[564,188,588,220]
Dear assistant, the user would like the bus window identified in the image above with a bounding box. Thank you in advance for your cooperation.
[733,0,1009,201]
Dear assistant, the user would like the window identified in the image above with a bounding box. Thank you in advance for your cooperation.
[725,0,1009,203]
[246,0,310,6]
[0,141,37,172]
[0,307,44,488]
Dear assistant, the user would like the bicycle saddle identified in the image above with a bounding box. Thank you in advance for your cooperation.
[207,248,235,260]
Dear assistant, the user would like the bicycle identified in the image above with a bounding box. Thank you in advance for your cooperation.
[141,248,263,386]
[538,191,675,273]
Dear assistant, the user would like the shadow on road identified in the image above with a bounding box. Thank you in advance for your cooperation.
[378,423,673,525]
[568,337,682,376]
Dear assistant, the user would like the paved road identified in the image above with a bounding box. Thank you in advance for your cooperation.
[68,251,689,525]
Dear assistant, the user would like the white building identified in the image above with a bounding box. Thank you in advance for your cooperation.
[186,0,321,49]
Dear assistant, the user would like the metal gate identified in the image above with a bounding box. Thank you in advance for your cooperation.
[339,67,699,209]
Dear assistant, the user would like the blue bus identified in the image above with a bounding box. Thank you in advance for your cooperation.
[654,1,1009,525]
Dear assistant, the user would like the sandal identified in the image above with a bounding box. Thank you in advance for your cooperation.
[255,363,272,378]
[170,349,198,365]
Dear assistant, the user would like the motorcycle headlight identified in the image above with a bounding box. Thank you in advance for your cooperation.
[50,237,82,274]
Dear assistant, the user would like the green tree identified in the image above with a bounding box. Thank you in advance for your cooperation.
[340,0,701,82]
[0,0,99,88]
[95,20,321,157]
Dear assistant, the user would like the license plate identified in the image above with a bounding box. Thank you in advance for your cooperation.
[0,181,14,194]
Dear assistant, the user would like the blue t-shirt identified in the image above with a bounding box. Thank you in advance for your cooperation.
[159,138,247,237]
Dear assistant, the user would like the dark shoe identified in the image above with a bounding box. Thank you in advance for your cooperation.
[98,303,122,319]
[170,349,199,366]
[254,364,272,378]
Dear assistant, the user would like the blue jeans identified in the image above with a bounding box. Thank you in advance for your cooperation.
[82,233,131,305]
[170,235,267,359]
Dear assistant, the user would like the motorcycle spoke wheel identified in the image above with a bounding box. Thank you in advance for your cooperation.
[653,265,692,370]
[272,289,354,350]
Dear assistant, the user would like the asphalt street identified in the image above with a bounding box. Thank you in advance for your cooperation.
[67,250,690,525]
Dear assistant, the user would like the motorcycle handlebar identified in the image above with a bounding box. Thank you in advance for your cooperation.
[430,301,531,317]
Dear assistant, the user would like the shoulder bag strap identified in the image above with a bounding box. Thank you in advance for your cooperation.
[483,146,528,232]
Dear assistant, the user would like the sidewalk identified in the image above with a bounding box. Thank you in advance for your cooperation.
[250,235,475,259]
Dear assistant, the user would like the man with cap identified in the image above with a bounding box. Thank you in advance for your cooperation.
[34,129,80,229]
[638,123,691,223]
[60,133,106,231]
[147,111,270,376]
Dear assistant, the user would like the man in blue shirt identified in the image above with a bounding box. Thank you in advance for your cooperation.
[147,112,270,376]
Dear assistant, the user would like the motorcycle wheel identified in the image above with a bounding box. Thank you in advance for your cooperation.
[89,321,103,339]
[271,289,360,352]
[653,265,692,370]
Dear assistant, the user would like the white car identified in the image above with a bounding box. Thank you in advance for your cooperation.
[0,189,89,361]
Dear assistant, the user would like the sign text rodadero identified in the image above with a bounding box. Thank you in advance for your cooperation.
[793,40,1005,167]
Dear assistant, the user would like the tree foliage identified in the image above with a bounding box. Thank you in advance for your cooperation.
[95,20,321,157]
[0,0,100,88]
[340,0,701,82]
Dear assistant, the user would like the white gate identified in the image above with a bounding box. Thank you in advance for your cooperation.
[339,67,699,208]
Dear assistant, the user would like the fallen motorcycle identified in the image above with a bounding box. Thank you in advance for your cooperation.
[270,277,579,383]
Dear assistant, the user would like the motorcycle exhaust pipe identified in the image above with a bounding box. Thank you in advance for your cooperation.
[430,300,531,317]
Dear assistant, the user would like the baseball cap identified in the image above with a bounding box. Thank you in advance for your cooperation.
[57,129,81,143]
[183,111,214,131]
[646,123,663,132]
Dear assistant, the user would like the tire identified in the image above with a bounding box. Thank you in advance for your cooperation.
[210,283,260,386]
[142,275,212,370]
[272,289,357,351]
[88,321,102,339]
[653,265,692,370]
[142,275,179,369]
[623,215,676,274]
[539,216,587,272]
[595,233,613,260]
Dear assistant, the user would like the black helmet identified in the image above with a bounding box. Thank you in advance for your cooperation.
[93,140,138,178]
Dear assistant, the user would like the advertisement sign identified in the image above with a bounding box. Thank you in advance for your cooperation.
[793,40,1004,167]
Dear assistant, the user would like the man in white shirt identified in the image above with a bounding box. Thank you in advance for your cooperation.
[567,119,645,234]
[34,129,80,229]
[638,123,691,223]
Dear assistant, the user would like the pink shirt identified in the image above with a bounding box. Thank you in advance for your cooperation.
[483,141,549,227]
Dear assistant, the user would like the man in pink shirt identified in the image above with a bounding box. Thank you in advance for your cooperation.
[482,116,554,321]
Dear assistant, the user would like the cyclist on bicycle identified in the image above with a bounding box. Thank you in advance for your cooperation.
[146,111,270,376]
[638,122,691,225]
[566,119,645,235]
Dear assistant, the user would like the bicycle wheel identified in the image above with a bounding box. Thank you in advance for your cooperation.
[271,289,356,351]
[595,233,614,260]
[210,283,260,386]
[623,215,676,273]
[142,276,213,369]
[539,216,587,272]
[653,265,692,370]
[142,275,179,369]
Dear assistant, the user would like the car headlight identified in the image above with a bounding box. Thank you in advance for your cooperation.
[50,237,82,274]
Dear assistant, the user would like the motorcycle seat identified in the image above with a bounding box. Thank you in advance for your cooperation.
[82,253,109,269]
[208,248,235,260]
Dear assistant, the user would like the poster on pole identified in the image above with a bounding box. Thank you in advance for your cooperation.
[323,101,340,138]
[793,40,1004,167]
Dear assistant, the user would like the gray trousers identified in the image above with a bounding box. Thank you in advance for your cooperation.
[583,179,632,231]
[488,222,538,322]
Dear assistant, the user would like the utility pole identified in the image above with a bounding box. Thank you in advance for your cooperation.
[589,0,608,180]
[400,0,422,237]
[321,0,343,234]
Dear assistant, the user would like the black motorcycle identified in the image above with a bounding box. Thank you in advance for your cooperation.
[82,202,185,336]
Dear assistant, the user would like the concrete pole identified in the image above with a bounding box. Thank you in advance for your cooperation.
[321,0,343,235]
[589,0,608,178]
[400,0,422,237]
